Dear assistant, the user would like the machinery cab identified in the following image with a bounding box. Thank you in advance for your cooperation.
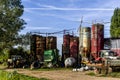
[44,49,59,67]
[99,50,118,59]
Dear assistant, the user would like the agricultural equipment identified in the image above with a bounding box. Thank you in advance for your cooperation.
[44,49,59,67]
[87,50,120,74]
[7,55,26,68]
[31,49,59,68]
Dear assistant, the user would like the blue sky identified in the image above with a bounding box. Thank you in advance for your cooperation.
[21,0,120,52]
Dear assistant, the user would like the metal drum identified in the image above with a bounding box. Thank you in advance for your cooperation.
[91,23,104,59]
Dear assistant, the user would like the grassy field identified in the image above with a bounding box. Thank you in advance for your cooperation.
[0,70,49,80]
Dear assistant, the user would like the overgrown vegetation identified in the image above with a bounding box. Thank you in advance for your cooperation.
[0,47,30,65]
[0,70,50,80]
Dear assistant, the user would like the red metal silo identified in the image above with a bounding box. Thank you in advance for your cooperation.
[91,23,104,59]
[63,34,73,47]
[70,37,79,59]
[62,34,73,60]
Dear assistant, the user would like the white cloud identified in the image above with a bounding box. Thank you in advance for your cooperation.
[24,7,114,11]
[25,26,52,30]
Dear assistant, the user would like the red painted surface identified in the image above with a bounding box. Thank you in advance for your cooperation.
[63,34,73,47]
[62,34,73,60]
[70,37,79,59]
[91,23,104,59]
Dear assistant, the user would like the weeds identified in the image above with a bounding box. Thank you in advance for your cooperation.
[0,70,50,80]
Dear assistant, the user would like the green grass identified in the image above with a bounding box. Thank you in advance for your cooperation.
[86,72,96,76]
[0,70,50,80]
[30,67,72,71]
[106,72,120,78]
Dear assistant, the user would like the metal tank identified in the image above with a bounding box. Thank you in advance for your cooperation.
[91,23,104,59]
[36,35,46,61]
[79,27,91,58]
[70,37,79,59]
[62,34,73,62]
[63,34,73,47]
[46,36,57,50]
[30,35,37,60]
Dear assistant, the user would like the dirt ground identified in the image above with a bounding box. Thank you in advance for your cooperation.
[4,68,120,80]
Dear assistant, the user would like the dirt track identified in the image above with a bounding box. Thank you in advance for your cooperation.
[4,69,120,80]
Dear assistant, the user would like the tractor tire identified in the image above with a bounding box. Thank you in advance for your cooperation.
[31,61,40,69]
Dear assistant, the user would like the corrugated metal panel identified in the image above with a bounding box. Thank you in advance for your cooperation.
[110,38,120,56]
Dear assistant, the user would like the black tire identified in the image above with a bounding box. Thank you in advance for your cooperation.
[31,61,40,69]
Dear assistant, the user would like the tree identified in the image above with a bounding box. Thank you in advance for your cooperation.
[110,8,120,38]
[0,0,26,48]
[15,32,31,50]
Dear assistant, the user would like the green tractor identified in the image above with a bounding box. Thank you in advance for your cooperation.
[31,49,59,69]
[44,49,59,68]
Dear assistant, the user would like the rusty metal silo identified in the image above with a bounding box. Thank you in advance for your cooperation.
[46,36,57,50]
[62,34,73,61]
[30,35,37,60]
[30,35,46,61]
[36,35,46,61]
[79,27,91,58]
[70,37,79,59]
[91,23,104,59]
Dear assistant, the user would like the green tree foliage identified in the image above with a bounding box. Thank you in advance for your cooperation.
[110,8,120,38]
[15,32,31,48]
[0,0,26,48]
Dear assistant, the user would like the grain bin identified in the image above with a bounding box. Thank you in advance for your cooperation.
[79,27,91,57]
[91,23,104,59]
[63,34,73,47]
[62,34,73,61]
[70,37,79,59]
[30,35,46,61]
[30,35,37,60]
[46,36,57,50]
[36,35,46,61]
